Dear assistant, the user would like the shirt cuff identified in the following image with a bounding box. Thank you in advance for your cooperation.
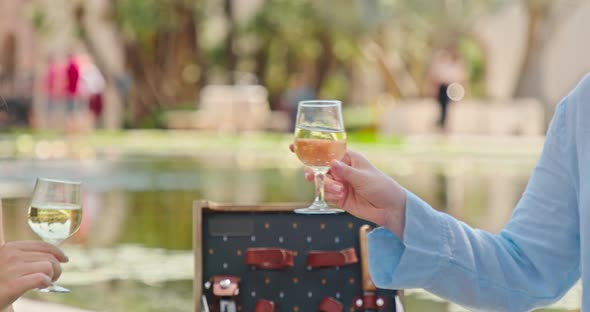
[368,189,450,289]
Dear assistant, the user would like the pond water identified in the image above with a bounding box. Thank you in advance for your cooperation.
[0,149,580,312]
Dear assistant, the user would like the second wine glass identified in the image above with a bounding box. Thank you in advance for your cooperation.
[293,100,346,214]
[28,178,83,293]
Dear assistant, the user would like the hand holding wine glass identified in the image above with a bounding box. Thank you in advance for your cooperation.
[0,197,67,309]
[290,145,408,238]
[293,100,347,214]
[27,178,83,293]
[0,241,68,309]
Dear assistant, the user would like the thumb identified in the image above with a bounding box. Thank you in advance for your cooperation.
[330,160,365,184]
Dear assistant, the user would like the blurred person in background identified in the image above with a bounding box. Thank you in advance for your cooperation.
[282,72,315,131]
[427,48,466,131]
[64,53,86,131]
[64,53,82,128]
[294,74,590,311]
[78,54,106,128]
[0,202,68,312]
[42,55,64,127]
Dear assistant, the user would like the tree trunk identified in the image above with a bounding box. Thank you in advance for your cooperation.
[254,40,270,85]
[513,1,550,97]
[124,42,164,122]
[313,32,334,93]
[171,2,203,102]
[224,0,236,83]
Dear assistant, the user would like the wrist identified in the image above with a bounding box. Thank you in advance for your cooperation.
[381,188,407,240]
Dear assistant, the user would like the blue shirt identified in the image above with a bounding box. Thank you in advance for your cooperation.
[368,74,590,311]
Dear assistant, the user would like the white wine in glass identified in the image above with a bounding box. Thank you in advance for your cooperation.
[293,100,347,214]
[28,178,83,293]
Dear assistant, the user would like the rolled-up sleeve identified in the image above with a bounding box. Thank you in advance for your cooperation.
[369,190,451,288]
[368,96,580,312]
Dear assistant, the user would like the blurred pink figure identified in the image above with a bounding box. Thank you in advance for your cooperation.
[77,54,105,126]
[64,54,82,115]
[43,57,62,106]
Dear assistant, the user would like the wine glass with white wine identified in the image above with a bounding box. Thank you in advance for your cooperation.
[28,178,83,293]
[293,100,347,214]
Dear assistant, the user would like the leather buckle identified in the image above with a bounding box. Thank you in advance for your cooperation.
[254,299,276,312]
[352,293,387,311]
[306,247,358,268]
[319,296,343,312]
[245,248,295,269]
[211,275,240,297]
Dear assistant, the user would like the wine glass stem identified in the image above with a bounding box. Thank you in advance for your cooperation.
[313,169,327,205]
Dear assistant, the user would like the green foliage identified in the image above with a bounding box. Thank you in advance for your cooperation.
[136,109,166,129]
[238,0,506,100]
[460,36,487,97]
[108,0,509,126]
[115,0,161,46]
[27,4,48,33]
[114,0,198,48]
[319,70,350,101]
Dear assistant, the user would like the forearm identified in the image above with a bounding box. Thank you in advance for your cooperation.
[369,189,579,311]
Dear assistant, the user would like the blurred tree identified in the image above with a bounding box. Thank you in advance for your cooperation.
[113,0,206,125]
[238,0,505,105]
[29,0,515,127]
[378,0,505,97]
[223,0,237,83]
[239,0,368,107]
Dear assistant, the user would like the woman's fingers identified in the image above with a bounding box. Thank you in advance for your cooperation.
[7,241,68,263]
[304,167,314,181]
[12,273,52,296]
[14,261,55,281]
[325,179,344,194]
[18,252,62,281]
[324,177,346,204]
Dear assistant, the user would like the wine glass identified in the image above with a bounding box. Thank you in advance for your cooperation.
[293,100,347,214]
[28,178,83,293]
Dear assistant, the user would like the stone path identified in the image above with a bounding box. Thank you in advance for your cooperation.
[13,298,92,312]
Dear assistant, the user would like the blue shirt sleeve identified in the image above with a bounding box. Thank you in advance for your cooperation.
[368,97,580,312]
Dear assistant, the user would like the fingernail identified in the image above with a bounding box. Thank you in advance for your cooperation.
[328,183,343,193]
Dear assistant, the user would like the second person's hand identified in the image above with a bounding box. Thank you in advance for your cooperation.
[290,145,407,239]
[0,241,68,310]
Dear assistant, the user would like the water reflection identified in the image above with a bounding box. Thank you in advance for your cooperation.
[0,154,580,311]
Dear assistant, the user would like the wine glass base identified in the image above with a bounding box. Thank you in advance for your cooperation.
[37,284,70,293]
[294,207,345,214]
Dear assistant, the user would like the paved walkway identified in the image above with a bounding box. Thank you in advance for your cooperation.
[13,298,92,312]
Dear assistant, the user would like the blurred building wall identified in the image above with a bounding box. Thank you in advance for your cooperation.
[475,3,527,100]
[82,0,126,129]
[0,0,37,95]
[477,0,590,108]
[378,98,545,136]
[543,1,590,106]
